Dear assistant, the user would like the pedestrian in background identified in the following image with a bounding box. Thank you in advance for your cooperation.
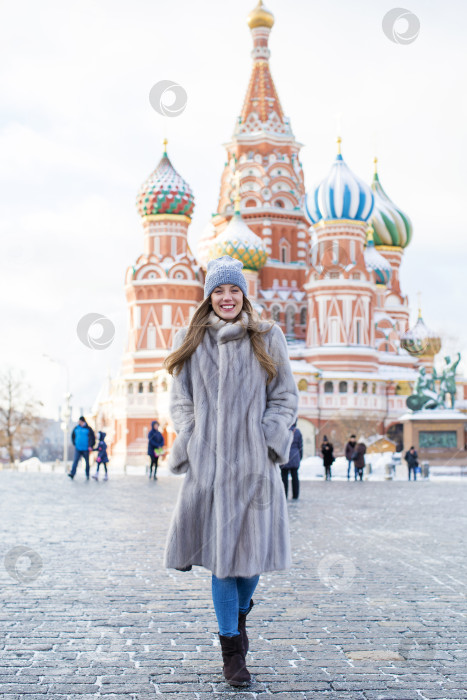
[92,431,109,481]
[163,255,298,687]
[280,422,303,500]
[405,446,419,481]
[147,420,164,480]
[345,434,357,480]
[321,435,334,481]
[68,416,95,481]
[354,439,367,481]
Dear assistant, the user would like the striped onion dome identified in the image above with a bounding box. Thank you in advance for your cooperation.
[305,138,374,224]
[209,212,267,271]
[370,158,412,247]
[136,142,195,219]
[364,226,392,285]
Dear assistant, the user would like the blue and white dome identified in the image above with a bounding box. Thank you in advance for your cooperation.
[305,139,374,224]
[364,227,392,285]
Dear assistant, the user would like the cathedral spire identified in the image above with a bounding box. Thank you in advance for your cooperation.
[234,1,292,139]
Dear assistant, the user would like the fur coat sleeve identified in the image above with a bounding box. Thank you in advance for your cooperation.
[262,324,299,464]
[167,328,195,475]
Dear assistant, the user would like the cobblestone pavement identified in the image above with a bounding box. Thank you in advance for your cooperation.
[1,470,467,700]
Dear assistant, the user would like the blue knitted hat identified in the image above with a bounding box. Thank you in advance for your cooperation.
[204,255,248,298]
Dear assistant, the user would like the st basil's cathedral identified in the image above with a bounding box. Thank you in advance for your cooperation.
[93,1,451,464]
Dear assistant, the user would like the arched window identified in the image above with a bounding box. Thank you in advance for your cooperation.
[271,305,280,322]
[339,381,348,393]
[362,382,368,394]
[148,382,154,393]
[245,199,257,208]
[353,382,358,393]
[128,383,133,394]
[275,199,285,208]
[285,307,295,335]
[138,382,144,394]
[324,381,334,394]
[372,383,376,394]
[298,378,308,392]
[300,307,307,325]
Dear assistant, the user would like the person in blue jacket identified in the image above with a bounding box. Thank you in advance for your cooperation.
[68,416,95,481]
[280,422,303,500]
[147,420,164,480]
[92,431,109,481]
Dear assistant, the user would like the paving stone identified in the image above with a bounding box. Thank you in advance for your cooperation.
[1,472,466,698]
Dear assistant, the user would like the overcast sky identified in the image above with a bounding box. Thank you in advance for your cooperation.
[1,0,466,419]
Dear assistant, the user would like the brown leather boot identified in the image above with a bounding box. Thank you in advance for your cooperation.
[238,598,254,654]
[218,633,251,686]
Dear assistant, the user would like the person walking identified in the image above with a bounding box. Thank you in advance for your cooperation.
[345,434,357,480]
[354,439,366,481]
[280,422,303,500]
[68,416,95,481]
[321,435,334,480]
[92,431,109,481]
[405,446,419,481]
[163,255,298,687]
[147,420,164,480]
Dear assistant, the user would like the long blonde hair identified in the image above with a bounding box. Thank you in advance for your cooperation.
[164,297,278,384]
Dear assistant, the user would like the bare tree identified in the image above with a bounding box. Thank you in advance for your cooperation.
[0,369,43,465]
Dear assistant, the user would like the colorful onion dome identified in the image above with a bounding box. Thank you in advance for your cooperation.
[370,158,413,248]
[400,307,441,357]
[136,140,195,219]
[305,138,374,225]
[209,212,267,271]
[364,226,392,285]
[247,0,275,29]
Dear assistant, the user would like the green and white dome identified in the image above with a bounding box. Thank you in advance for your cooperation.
[370,158,413,248]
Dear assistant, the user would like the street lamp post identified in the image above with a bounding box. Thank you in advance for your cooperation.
[61,393,72,472]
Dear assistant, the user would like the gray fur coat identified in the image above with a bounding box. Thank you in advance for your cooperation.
[163,311,299,578]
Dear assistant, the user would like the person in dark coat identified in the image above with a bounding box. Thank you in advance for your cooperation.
[321,436,334,481]
[147,420,164,480]
[344,434,357,480]
[68,416,96,481]
[354,441,366,481]
[92,431,109,481]
[280,423,303,500]
[405,446,419,481]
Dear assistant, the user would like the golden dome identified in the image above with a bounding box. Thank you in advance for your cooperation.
[247,0,275,29]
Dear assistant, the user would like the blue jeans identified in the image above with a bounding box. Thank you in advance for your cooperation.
[70,449,90,478]
[347,460,352,479]
[212,574,259,637]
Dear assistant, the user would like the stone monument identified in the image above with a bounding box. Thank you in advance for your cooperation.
[401,353,466,465]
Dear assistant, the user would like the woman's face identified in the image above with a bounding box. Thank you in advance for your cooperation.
[210,284,244,321]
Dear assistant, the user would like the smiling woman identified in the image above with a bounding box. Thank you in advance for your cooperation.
[163,254,298,687]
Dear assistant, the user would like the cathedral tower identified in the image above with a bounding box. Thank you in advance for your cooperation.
[197,0,310,339]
